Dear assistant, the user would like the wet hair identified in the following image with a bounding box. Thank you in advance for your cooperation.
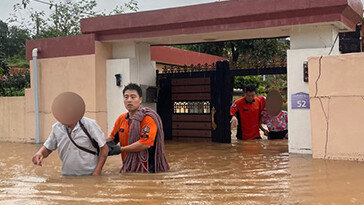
[244,84,256,93]
[123,83,142,97]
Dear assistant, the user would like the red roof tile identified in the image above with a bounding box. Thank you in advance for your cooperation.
[151,46,228,66]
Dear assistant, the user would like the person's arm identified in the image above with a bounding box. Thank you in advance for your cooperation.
[121,141,150,153]
[92,144,108,176]
[230,116,238,128]
[230,101,239,127]
[259,117,269,136]
[32,126,57,166]
[121,116,157,153]
[86,119,110,176]
[32,146,52,166]
[105,136,113,142]
[106,116,121,142]
[284,112,288,139]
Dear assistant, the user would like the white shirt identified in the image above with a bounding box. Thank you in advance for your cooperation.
[44,117,106,175]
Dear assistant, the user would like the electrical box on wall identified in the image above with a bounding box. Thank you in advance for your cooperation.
[115,74,122,86]
[140,84,158,103]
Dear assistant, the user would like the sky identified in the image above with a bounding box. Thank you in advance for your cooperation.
[0,0,218,23]
[1,0,363,27]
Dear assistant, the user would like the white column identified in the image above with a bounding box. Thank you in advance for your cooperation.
[106,41,156,134]
[288,25,339,154]
[106,59,132,133]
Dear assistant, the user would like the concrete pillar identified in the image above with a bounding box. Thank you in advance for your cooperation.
[106,41,156,134]
[288,25,339,154]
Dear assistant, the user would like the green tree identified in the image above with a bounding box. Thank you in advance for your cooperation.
[0,20,30,69]
[0,71,30,96]
[231,38,289,67]
[233,74,288,110]
[10,0,139,39]
[0,57,9,75]
[174,38,289,66]
[5,55,29,68]
[234,75,287,96]
[234,76,263,91]
[0,21,8,57]
[0,20,30,57]
[175,39,289,101]
[5,26,30,57]
[1,1,139,96]
[175,41,229,58]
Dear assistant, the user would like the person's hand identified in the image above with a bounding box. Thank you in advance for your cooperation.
[32,153,43,166]
[106,140,121,155]
[105,136,113,142]
[230,116,238,128]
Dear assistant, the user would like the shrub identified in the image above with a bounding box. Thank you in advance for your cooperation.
[0,70,30,96]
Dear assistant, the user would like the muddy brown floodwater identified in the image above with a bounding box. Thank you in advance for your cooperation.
[0,138,364,204]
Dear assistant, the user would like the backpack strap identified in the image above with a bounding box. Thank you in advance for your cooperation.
[79,119,100,156]
[65,126,97,156]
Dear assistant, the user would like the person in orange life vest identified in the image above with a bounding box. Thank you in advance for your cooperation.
[106,83,169,173]
[230,85,263,140]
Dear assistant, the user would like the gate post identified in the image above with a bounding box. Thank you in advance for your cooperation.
[157,72,173,140]
[211,61,233,143]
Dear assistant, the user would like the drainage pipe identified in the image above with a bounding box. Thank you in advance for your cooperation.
[32,48,40,144]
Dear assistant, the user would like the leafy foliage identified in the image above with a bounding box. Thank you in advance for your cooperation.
[0,71,30,96]
[176,38,289,107]
[1,1,139,96]
[9,0,139,38]
[5,55,29,68]
[175,38,289,66]
[234,74,288,110]
[0,20,30,58]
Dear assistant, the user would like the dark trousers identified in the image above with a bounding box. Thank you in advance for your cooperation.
[268,130,288,140]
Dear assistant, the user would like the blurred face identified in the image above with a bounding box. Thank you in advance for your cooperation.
[266,90,283,117]
[52,92,85,128]
[244,91,255,103]
[123,89,142,113]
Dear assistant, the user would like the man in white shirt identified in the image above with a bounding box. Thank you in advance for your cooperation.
[31,92,108,176]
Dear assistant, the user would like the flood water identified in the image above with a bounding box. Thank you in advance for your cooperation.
[0,138,364,204]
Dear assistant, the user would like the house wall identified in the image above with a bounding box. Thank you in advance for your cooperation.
[22,41,111,143]
[0,97,27,142]
[288,25,339,154]
[309,52,364,161]
[106,41,156,134]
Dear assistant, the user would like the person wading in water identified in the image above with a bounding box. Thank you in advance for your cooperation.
[230,85,264,140]
[32,92,109,176]
[106,83,169,173]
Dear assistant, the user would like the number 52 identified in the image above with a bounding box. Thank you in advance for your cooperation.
[297,100,307,108]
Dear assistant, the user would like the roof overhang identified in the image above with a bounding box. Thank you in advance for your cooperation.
[80,0,363,45]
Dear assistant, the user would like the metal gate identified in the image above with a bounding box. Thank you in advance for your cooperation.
[171,77,212,138]
[157,61,287,143]
[157,61,232,142]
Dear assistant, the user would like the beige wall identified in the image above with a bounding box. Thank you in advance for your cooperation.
[309,53,364,161]
[0,97,28,142]
[22,41,112,143]
[94,41,112,134]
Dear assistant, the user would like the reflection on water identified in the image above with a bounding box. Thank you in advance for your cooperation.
[0,139,364,204]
